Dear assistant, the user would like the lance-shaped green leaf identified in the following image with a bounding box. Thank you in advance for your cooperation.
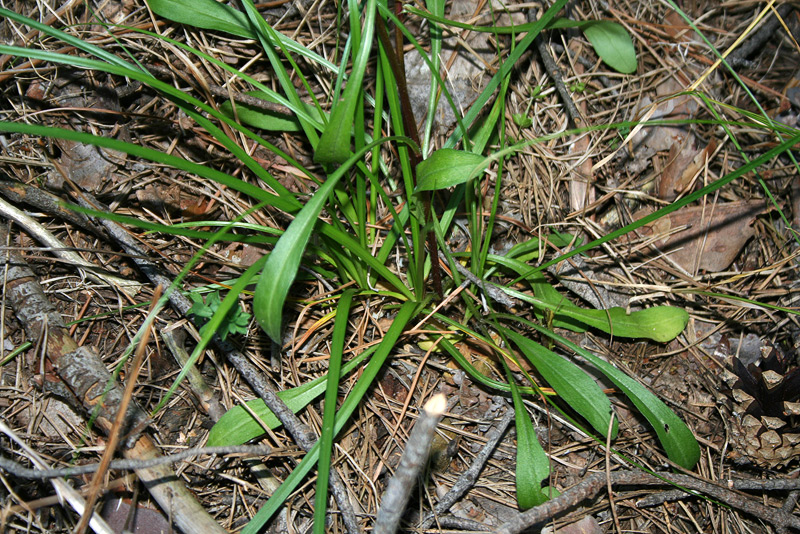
[415,148,488,191]
[148,0,250,37]
[488,254,689,342]
[504,317,700,470]
[507,369,549,509]
[254,137,394,343]
[583,349,699,468]
[505,330,617,439]
[314,0,377,164]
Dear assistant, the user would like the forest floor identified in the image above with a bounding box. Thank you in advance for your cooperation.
[1,1,800,533]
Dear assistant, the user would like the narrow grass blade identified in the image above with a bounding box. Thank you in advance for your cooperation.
[505,330,617,439]
[0,6,140,70]
[0,44,302,210]
[511,131,800,281]
[0,120,293,211]
[241,300,420,534]
[313,289,355,533]
[68,206,279,244]
[442,0,569,150]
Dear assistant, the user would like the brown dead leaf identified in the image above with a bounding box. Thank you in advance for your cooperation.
[47,74,128,192]
[627,79,699,175]
[635,200,765,272]
[57,139,122,192]
[568,53,594,214]
[136,183,212,218]
[658,134,717,201]
[548,516,603,534]
[100,496,172,534]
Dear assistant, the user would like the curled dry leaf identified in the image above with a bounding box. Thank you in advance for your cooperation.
[626,78,699,175]
[634,200,765,272]
[658,134,717,201]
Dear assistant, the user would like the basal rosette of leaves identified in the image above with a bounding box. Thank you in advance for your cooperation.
[13,0,800,531]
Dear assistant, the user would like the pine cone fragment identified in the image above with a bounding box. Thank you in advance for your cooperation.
[727,342,800,468]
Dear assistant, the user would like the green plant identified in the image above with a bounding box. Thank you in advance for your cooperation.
[188,291,251,341]
[5,0,798,531]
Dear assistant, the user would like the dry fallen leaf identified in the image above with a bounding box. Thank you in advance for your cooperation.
[658,135,717,201]
[635,200,765,272]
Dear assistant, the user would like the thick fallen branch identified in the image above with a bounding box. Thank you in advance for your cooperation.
[0,223,225,534]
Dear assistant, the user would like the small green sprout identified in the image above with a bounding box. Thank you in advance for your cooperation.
[189,290,251,340]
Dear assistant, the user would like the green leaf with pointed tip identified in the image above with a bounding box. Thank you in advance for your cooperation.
[508,374,549,509]
[506,330,617,439]
[488,254,689,342]
[583,21,637,74]
[580,350,699,468]
[147,0,251,37]
[253,135,397,343]
[314,0,377,164]
[415,149,488,192]
[504,317,700,470]
[253,174,340,343]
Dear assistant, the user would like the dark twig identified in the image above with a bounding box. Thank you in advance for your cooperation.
[374,394,447,534]
[0,444,274,479]
[496,470,800,534]
[638,478,800,507]
[528,10,583,129]
[780,491,800,534]
[438,250,515,308]
[727,4,795,68]
[432,515,493,531]
[161,325,226,421]
[0,178,105,237]
[75,193,362,534]
[420,406,515,529]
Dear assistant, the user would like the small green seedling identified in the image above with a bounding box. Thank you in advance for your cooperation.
[512,113,533,128]
[189,290,251,340]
